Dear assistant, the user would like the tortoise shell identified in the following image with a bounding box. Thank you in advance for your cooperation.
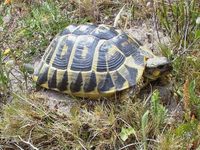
[33,24,154,98]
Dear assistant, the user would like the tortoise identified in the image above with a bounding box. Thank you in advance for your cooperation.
[32,24,172,98]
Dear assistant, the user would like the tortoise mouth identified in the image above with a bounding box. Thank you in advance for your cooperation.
[144,63,173,80]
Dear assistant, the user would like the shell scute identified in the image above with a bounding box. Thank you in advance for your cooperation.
[48,69,57,89]
[57,71,68,91]
[70,72,83,93]
[96,41,125,72]
[124,65,138,86]
[36,64,49,86]
[111,34,140,57]
[51,35,77,70]
[111,71,126,90]
[91,25,118,40]
[83,71,97,92]
[59,24,77,36]
[71,35,99,71]
[98,73,115,93]
[72,24,97,35]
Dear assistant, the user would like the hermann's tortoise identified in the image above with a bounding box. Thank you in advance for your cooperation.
[32,24,171,98]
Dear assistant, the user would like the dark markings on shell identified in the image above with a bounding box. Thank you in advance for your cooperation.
[107,50,125,71]
[70,72,83,93]
[73,24,97,35]
[48,70,57,88]
[45,39,58,64]
[113,71,126,90]
[91,25,118,40]
[111,34,139,57]
[124,65,138,86]
[59,24,77,36]
[96,42,108,72]
[37,66,48,85]
[71,36,99,71]
[83,71,97,92]
[139,48,154,58]
[97,42,125,72]
[52,35,77,69]
[131,51,145,66]
[57,71,68,91]
[98,73,114,92]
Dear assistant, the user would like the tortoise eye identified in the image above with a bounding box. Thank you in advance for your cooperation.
[158,65,165,69]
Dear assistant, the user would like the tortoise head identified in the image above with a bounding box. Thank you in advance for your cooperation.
[23,63,34,74]
[144,56,172,80]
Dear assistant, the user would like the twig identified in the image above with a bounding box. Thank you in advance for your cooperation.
[116,117,131,127]
[152,1,161,43]
[28,126,35,143]
[183,0,190,51]
[13,143,24,150]
[37,136,56,147]
[119,142,141,150]
[78,140,87,150]
[10,70,23,83]
[172,36,200,62]
[143,84,153,106]
[18,136,39,150]
[116,116,140,142]
[147,138,159,143]
[113,4,126,27]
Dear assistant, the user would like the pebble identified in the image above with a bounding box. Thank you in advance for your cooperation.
[3,15,11,24]
[0,27,3,32]
[196,17,200,24]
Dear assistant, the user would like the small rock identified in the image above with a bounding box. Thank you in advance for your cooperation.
[3,15,11,24]
[146,2,152,7]
[5,60,15,68]
[196,17,200,24]
[0,27,3,32]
